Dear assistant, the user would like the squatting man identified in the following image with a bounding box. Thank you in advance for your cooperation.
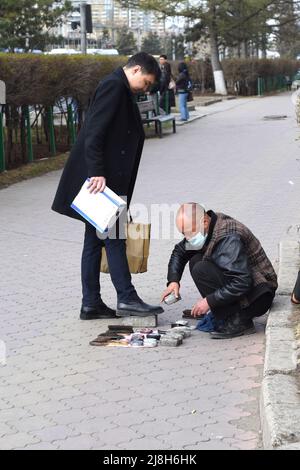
[161,203,278,339]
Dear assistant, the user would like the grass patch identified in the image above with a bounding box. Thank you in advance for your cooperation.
[0,120,176,189]
[0,153,69,190]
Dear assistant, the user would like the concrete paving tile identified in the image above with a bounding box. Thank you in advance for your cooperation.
[49,409,90,425]
[131,419,181,438]
[92,426,144,446]
[53,434,101,450]
[159,429,207,448]
[0,432,40,450]
[117,437,172,450]
[69,418,117,435]
[6,416,55,433]
[59,394,101,410]
[22,442,60,450]
[29,425,79,442]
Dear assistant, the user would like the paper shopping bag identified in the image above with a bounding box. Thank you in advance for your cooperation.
[100,222,151,274]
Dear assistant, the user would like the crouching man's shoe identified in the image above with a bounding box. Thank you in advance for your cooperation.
[80,303,117,320]
[116,300,164,317]
[210,314,256,339]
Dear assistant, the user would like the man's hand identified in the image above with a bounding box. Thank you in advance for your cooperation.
[191,298,210,317]
[88,176,106,194]
[160,282,180,302]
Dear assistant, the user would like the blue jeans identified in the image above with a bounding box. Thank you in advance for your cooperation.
[81,223,138,306]
[178,92,189,121]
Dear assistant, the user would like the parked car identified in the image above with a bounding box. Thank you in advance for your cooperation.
[87,48,119,55]
[46,48,80,55]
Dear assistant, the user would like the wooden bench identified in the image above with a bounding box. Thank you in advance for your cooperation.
[137,97,176,138]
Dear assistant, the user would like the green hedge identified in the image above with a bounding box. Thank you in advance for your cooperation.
[0,54,126,170]
[222,58,299,95]
[0,54,299,171]
[223,57,299,81]
[171,57,299,95]
[1,54,298,104]
[0,53,126,106]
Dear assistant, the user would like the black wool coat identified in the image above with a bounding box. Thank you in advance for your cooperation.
[51,67,145,221]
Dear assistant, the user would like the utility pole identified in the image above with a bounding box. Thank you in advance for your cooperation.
[80,2,87,54]
[137,12,142,51]
[171,19,177,60]
[163,16,166,53]
[111,0,115,44]
[137,26,141,51]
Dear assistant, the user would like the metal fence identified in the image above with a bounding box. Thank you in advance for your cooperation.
[0,99,80,172]
[257,75,288,96]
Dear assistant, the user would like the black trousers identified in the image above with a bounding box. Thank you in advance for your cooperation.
[81,223,138,307]
[189,256,274,321]
[293,270,300,300]
[159,90,171,114]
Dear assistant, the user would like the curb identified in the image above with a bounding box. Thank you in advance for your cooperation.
[193,95,237,107]
[175,113,207,126]
[261,240,300,449]
[200,98,222,106]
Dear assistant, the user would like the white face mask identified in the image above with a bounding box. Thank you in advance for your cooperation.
[186,231,207,250]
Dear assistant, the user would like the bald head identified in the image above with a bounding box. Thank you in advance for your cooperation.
[176,203,209,239]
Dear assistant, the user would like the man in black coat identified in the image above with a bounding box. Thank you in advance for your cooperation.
[52,52,164,320]
[159,54,172,113]
[161,203,277,339]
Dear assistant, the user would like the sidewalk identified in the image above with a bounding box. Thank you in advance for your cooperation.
[1,93,300,450]
[174,96,254,126]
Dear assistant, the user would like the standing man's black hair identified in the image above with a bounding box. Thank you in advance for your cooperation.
[125,52,161,83]
[159,54,168,60]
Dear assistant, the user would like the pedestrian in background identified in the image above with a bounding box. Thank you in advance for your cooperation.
[159,54,172,113]
[176,62,191,121]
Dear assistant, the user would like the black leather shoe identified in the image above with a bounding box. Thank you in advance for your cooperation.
[210,315,256,339]
[80,303,116,320]
[116,300,164,317]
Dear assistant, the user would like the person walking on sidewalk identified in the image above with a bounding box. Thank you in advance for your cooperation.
[161,203,278,339]
[176,62,191,122]
[52,52,164,320]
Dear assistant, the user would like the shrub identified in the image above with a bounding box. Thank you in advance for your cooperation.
[0,53,125,107]
[170,57,299,95]
[0,54,125,170]
[222,58,299,95]
[0,54,299,171]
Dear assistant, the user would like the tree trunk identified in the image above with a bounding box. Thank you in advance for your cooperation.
[209,26,227,95]
[20,106,27,164]
[261,32,267,58]
[240,41,248,58]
